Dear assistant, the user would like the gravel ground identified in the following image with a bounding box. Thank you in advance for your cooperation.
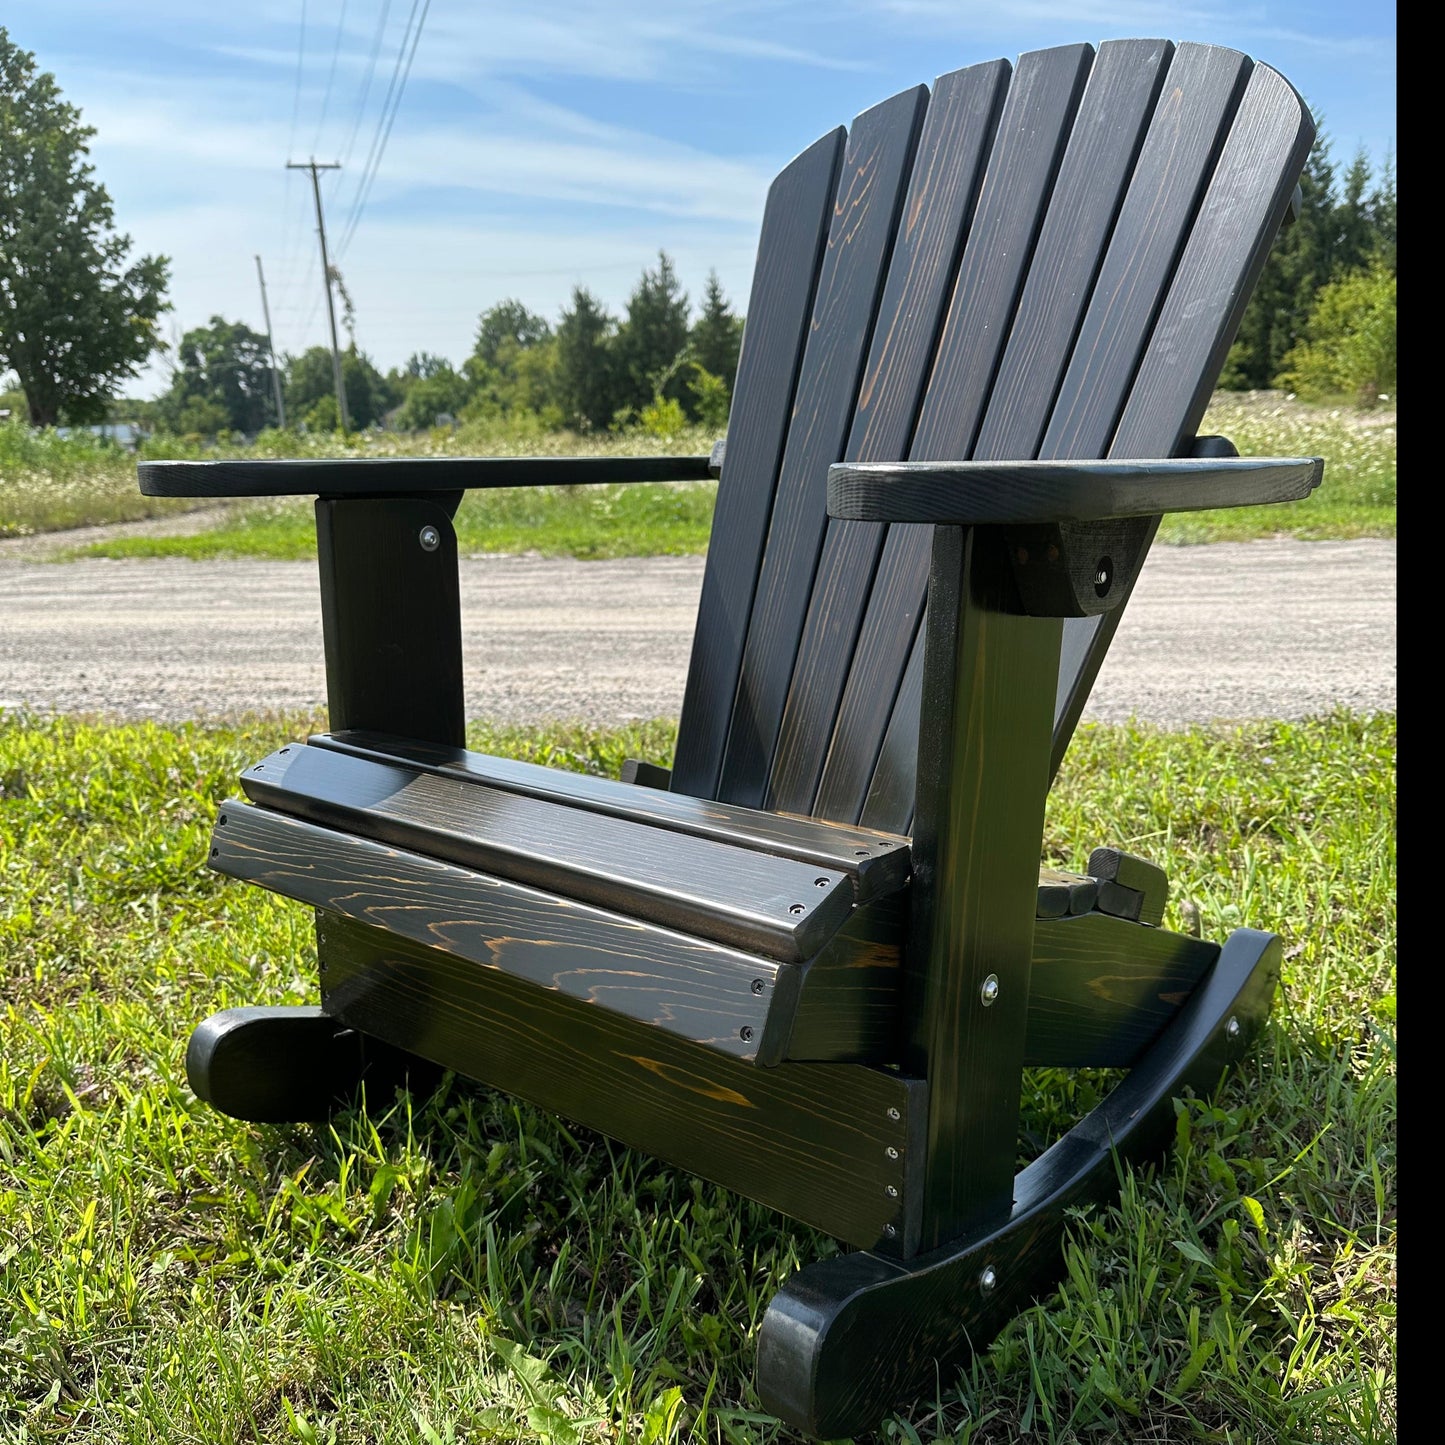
[0,539,1394,727]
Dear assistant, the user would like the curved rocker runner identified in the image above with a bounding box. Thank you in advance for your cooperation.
[141,37,1320,1437]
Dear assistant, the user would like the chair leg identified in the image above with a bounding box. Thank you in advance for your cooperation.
[185,1005,443,1123]
[756,928,1281,1438]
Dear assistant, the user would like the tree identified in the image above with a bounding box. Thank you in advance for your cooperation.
[464,299,554,417]
[1275,261,1396,404]
[613,252,690,419]
[394,360,473,431]
[0,29,170,425]
[157,316,277,435]
[554,287,617,430]
[471,299,551,371]
[1222,132,1338,390]
[689,271,743,393]
[284,345,393,430]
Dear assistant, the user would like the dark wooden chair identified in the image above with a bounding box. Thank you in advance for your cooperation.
[139,39,1322,1437]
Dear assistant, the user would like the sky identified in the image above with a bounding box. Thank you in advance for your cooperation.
[5,2,1396,401]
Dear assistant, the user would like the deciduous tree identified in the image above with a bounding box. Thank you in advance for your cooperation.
[0,29,170,425]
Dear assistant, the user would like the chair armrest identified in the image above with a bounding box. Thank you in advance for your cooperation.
[138,453,716,498]
[826,455,1323,525]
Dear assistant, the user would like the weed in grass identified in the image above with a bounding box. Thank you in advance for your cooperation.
[0,709,1394,1441]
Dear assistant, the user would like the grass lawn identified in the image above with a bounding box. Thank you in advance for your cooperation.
[1,394,1395,558]
[0,709,1395,1442]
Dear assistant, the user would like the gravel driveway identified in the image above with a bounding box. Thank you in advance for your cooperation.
[0,539,1395,727]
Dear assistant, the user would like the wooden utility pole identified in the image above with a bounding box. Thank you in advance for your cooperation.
[286,158,350,433]
[253,254,286,429]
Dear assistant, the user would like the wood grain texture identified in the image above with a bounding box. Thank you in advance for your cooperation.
[766,60,1011,817]
[786,894,906,1062]
[826,456,1321,523]
[316,912,926,1251]
[239,744,854,963]
[905,527,1062,1248]
[670,130,845,799]
[1041,42,1253,461]
[717,85,928,808]
[138,454,713,497]
[972,39,1176,462]
[315,496,465,746]
[1087,846,1170,926]
[1025,912,1218,1066]
[312,730,911,901]
[755,927,1282,1437]
[853,618,924,834]
[812,45,1093,828]
[1052,58,1317,772]
[1034,868,1099,920]
[212,800,795,1060]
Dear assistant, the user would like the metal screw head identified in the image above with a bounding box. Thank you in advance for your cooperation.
[419,524,441,552]
[980,974,1000,1007]
[739,1026,754,1043]
[789,903,806,915]
[886,1145,899,1160]
[750,978,765,995]
[887,1106,901,1121]
[886,1185,899,1198]
[814,877,830,887]
[979,1265,997,1291]
[884,1223,897,1239]
[1226,1016,1241,1040]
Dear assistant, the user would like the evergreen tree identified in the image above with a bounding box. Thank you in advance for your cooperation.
[1334,148,1376,275]
[1369,151,1396,271]
[613,252,690,418]
[1223,133,1340,389]
[689,271,744,393]
[554,287,618,430]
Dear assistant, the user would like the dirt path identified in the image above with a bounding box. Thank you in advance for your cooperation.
[0,539,1395,727]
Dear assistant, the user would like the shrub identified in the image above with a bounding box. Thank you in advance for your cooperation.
[1275,262,1397,406]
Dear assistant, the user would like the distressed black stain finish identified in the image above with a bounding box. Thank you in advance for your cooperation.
[238,743,858,962]
[139,454,713,496]
[1025,911,1219,1066]
[756,929,1282,1436]
[317,912,924,1250]
[312,729,911,901]
[670,131,844,798]
[315,495,466,746]
[717,86,928,807]
[812,43,1094,831]
[148,40,1317,1441]
[1053,59,1317,771]
[212,801,796,1059]
[766,61,1010,817]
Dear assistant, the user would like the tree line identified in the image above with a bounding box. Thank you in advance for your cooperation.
[150,256,743,439]
[2,25,1397,437]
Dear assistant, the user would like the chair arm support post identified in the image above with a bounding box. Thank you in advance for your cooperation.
[315,494,466,746]
[904,526,1062,1250]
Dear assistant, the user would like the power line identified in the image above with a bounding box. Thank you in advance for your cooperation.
[287,0,308,160]
[313,0,351,152]
[340,0,394,170]
[337,0,431,257]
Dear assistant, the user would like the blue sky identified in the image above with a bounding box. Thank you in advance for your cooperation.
[6,2,1396,399]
